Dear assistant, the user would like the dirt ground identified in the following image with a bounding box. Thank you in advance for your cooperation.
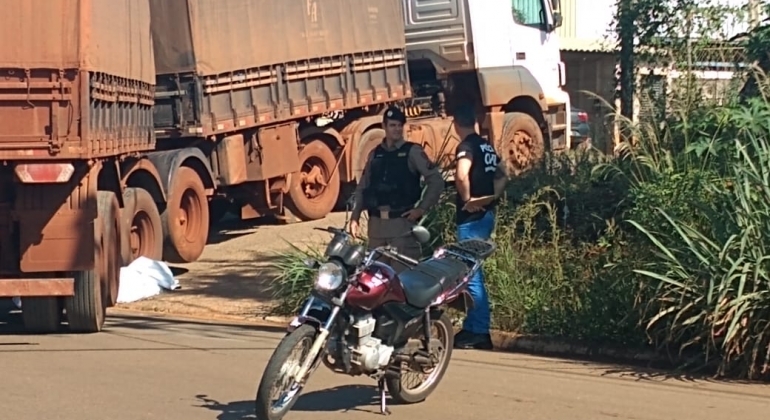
[115,211,354,321]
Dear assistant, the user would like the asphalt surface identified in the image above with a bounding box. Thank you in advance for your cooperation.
[1,303,769,420]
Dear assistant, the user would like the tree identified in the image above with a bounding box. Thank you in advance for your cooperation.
[613,0,745,119]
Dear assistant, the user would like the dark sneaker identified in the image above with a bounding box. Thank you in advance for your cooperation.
[453,329,473,342]
[454,331,493,350]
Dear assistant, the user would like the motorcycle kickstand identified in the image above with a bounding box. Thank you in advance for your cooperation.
[378,378,391,416]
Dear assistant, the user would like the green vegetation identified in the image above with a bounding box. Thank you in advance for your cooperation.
[267,4,770,380]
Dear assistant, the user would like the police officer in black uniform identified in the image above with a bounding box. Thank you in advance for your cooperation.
[452,103,509,350]
[349,107,443,272]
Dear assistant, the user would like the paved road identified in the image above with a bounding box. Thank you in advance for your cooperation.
[1,307,769,420]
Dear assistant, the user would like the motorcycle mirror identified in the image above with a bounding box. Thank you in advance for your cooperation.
[411,225,431,244]
[346,196,356,210]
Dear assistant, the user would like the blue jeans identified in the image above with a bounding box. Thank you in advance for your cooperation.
[457,210,495,334]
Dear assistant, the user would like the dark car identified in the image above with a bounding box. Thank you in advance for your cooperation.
[570,108,592,149]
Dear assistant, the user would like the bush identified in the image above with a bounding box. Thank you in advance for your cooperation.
[625,98,770,379]
[266,245,321,316]
[266,77,770,380]
[478,154,643,346]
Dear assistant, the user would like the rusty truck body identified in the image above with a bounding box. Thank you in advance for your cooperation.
[0,0,570,333]
[0,0,155,333]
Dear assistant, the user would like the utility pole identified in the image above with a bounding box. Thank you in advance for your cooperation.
[618,0,636,120]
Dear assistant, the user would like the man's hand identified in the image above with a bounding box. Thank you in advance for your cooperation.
[462,201,485,212]
[401,208,425,222]
[348,219,360,238]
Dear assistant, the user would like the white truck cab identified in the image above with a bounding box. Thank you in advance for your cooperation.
[403,0,571,173]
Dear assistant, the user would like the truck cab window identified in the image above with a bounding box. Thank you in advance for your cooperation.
[512,0,546,27]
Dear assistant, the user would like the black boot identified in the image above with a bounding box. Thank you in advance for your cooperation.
[453,330,493,350]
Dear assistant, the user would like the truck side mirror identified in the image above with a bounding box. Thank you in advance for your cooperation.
[552,12,563,30]
[551,0,561,10]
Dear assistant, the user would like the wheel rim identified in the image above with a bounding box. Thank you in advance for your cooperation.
[506,129,535,175]
[176,188,203,244]
[269,336,313,413]
[299,157,330,203]
[130,210,156,260]
[399,319,450,394]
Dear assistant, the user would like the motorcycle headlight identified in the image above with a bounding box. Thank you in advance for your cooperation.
[315,262,345,291]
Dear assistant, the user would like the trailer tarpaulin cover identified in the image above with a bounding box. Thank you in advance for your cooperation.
[0,0,155,84]
[150,0,406,76]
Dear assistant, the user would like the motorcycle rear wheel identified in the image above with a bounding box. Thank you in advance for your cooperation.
[254,324,317,420]
[386,312,454,404]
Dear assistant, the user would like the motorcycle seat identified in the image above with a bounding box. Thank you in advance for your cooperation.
[399,257,469,308]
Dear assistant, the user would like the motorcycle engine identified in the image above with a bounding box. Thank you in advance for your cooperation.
[349,314,394,373]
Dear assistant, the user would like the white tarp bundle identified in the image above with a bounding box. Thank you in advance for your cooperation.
[116,256,180,303]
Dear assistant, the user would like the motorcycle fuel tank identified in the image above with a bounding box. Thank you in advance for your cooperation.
[346,261,406,311]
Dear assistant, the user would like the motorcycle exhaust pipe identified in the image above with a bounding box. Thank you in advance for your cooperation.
[393,354,432,365]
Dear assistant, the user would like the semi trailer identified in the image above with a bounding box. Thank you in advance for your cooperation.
[0,0,570,333]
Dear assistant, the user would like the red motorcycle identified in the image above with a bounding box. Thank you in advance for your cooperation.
[254,217,496,420]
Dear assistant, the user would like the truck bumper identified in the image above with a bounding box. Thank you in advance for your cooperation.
[0,278,75,297]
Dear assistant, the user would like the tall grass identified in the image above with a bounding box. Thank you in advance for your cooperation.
[624,98,770,378]
[265,45,770,378]
[580,55,770,378]
[266,244,322,315]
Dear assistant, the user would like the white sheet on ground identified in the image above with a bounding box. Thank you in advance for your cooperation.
[116,256,181,304]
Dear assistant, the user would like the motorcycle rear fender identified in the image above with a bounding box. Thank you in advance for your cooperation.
[444,290,476,313]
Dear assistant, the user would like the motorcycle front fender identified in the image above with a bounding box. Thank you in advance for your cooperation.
[287,314,324,333]
[287,300,333,333]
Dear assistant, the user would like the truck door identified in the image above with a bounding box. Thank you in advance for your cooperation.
[509,0,563,98]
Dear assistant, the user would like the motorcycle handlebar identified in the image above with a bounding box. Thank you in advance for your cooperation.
[374,246,420,268]
[313,226,346,235]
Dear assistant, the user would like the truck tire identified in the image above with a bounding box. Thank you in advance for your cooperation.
[161,166,209,263]
[499,112,545,176]
[122,187,163,264]
[65,191,120,333]
[287,140,340,221]
[21,297,60,333]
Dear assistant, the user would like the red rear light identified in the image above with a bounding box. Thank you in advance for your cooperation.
[14,163,75,184]
[578,112,588,122]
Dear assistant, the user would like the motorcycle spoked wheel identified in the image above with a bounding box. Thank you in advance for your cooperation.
[254,324,318,420]
[386,312,454,404]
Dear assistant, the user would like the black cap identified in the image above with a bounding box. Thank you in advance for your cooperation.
[453,103,477,128]
[383,106,406,124]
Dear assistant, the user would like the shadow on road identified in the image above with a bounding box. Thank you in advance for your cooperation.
[0,298,24,334]
[108,313,288,334]
[597,363,759,385]
[196,395,255,420]
[292,385,380,413]
[481,351,744,386]
[0,304,288,336]
[195,385,381,419]
[207,214,277,246]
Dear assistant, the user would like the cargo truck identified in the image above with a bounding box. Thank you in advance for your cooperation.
[0,0,569,333]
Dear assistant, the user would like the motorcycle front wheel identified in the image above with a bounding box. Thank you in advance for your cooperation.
[254,324,317,420]
[386,312,454,404]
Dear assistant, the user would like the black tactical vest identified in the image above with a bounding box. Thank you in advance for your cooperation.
[363,142,422,211]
